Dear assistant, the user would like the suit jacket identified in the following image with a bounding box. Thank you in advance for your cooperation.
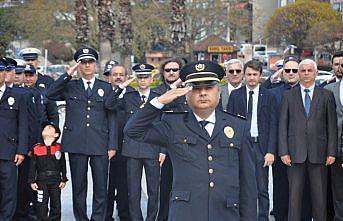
[325,82,343,158]
[0,86,28,160]
[227,85,278,155]
[105,88,164,159]
[46,73,117,155]
[219,83,243,111]
[152,83,188,112]
[278,86,338,164]
[123,103,257,221]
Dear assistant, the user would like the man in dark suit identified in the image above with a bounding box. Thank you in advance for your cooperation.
[324,58,343,221]
[0,58,28,221]
[319,51,343,88]
[46,47,117,221]
[279,59,337,221]
[227,59,277,221]
[106,63,133,221]
[220,59,243,111]
[270,56,312,221]
[106,63,164,221]
[153,57,186,221]
[19,48,54,89]
[123,60,257,221]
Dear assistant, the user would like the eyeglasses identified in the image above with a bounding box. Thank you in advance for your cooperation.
[284,69,298,73]
[164,68,179,72]
[227,69,242,74]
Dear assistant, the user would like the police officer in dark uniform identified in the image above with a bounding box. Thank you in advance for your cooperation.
[24,63,59,126]
[106,63,133,221]
[19,48,54,89]
[123,60,257,221]
[106,63,165,221]
[102,60,118,83]
[46,47,117,221]
[0,58,29,221]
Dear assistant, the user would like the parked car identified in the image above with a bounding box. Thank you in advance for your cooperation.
[315,70,333,85]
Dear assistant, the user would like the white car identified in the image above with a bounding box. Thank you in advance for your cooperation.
[315,70,333,85]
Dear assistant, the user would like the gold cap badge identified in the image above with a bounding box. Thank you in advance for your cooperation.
[224,126,234,139]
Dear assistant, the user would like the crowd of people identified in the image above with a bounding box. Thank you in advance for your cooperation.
[0,46,342,221]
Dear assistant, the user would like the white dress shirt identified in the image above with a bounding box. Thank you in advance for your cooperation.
[82,77,96,90]
[0,84,5,100]
[227,82,242,96]
[138,89,150,103]
[300,83,315,105]
[246,85,259,137]
[193,111,216,137]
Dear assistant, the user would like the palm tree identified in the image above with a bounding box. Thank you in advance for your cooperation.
[74,0,89,47]
[170,0,187,55]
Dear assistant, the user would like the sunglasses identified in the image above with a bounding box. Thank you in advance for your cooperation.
[164,68,179,72]
[284,69,298,73]
[227,69,242,74]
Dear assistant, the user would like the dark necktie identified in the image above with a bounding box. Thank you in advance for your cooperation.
[304,89,311,116]
[86,81,92,97]
[199,120,210,137]
[141,95,146,104]
[0,89,2,100]
[247,90,254,120]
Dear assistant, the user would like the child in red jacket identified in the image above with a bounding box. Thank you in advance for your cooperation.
[28,122,67,221]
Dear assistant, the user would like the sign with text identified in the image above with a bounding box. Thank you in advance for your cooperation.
[208,45,235,53]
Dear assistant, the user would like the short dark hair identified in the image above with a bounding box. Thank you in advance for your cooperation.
[244,59,262,74]
[332,51,343,63]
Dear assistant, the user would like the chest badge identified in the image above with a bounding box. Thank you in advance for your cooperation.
[8,97,15,106]
[55,150,61,160]
[98,88,104,97]
[224,126,234,139]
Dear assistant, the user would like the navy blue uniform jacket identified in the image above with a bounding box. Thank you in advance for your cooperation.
[46,73,117,155]
[0,86,28,160]
[227,86,278,155]
[124,103,257,221]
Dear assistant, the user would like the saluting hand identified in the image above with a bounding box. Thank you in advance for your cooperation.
[14,154,25,166]
[31,183,38,191]
[67,62,80,76]
[120,77,136,88]
[158,86,192,105]
[170,78,183,89]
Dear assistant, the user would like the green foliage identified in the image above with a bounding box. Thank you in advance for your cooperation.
[265,0,342,49]
[0,7,17,56]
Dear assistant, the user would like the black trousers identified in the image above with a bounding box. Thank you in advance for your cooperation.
[35,181,61,221]
[288,161,327,221]
[106,155,131,221]
[272,157,312,221]
[157,155,173,221]
[0,159,18,221]
[127,158,160,221]
[13,157,35,221]
[331,158,343,221]
[69,153,109,221]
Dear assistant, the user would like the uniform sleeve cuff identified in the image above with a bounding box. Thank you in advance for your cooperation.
[150,97,164,109]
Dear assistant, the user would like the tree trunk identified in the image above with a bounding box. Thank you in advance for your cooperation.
[98,0,115,79]
[170,0,187,55]
[74,0,89,47]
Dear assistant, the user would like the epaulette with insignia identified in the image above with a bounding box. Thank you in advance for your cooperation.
[222,110,247,120]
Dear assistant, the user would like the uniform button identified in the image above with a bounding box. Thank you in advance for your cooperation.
[88,100,91,104]
[86,123,90,127]
[209,182,214,188]
[86,115,90,119]
[230,143,234,147]
[87,107,91,111]
[208,156,213,161]
[233,203,238,207]
[175,197,178,200]
[130,111,134,114]
[209,168,214,174]
[184,139,187,143]
[207,144,212,150]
